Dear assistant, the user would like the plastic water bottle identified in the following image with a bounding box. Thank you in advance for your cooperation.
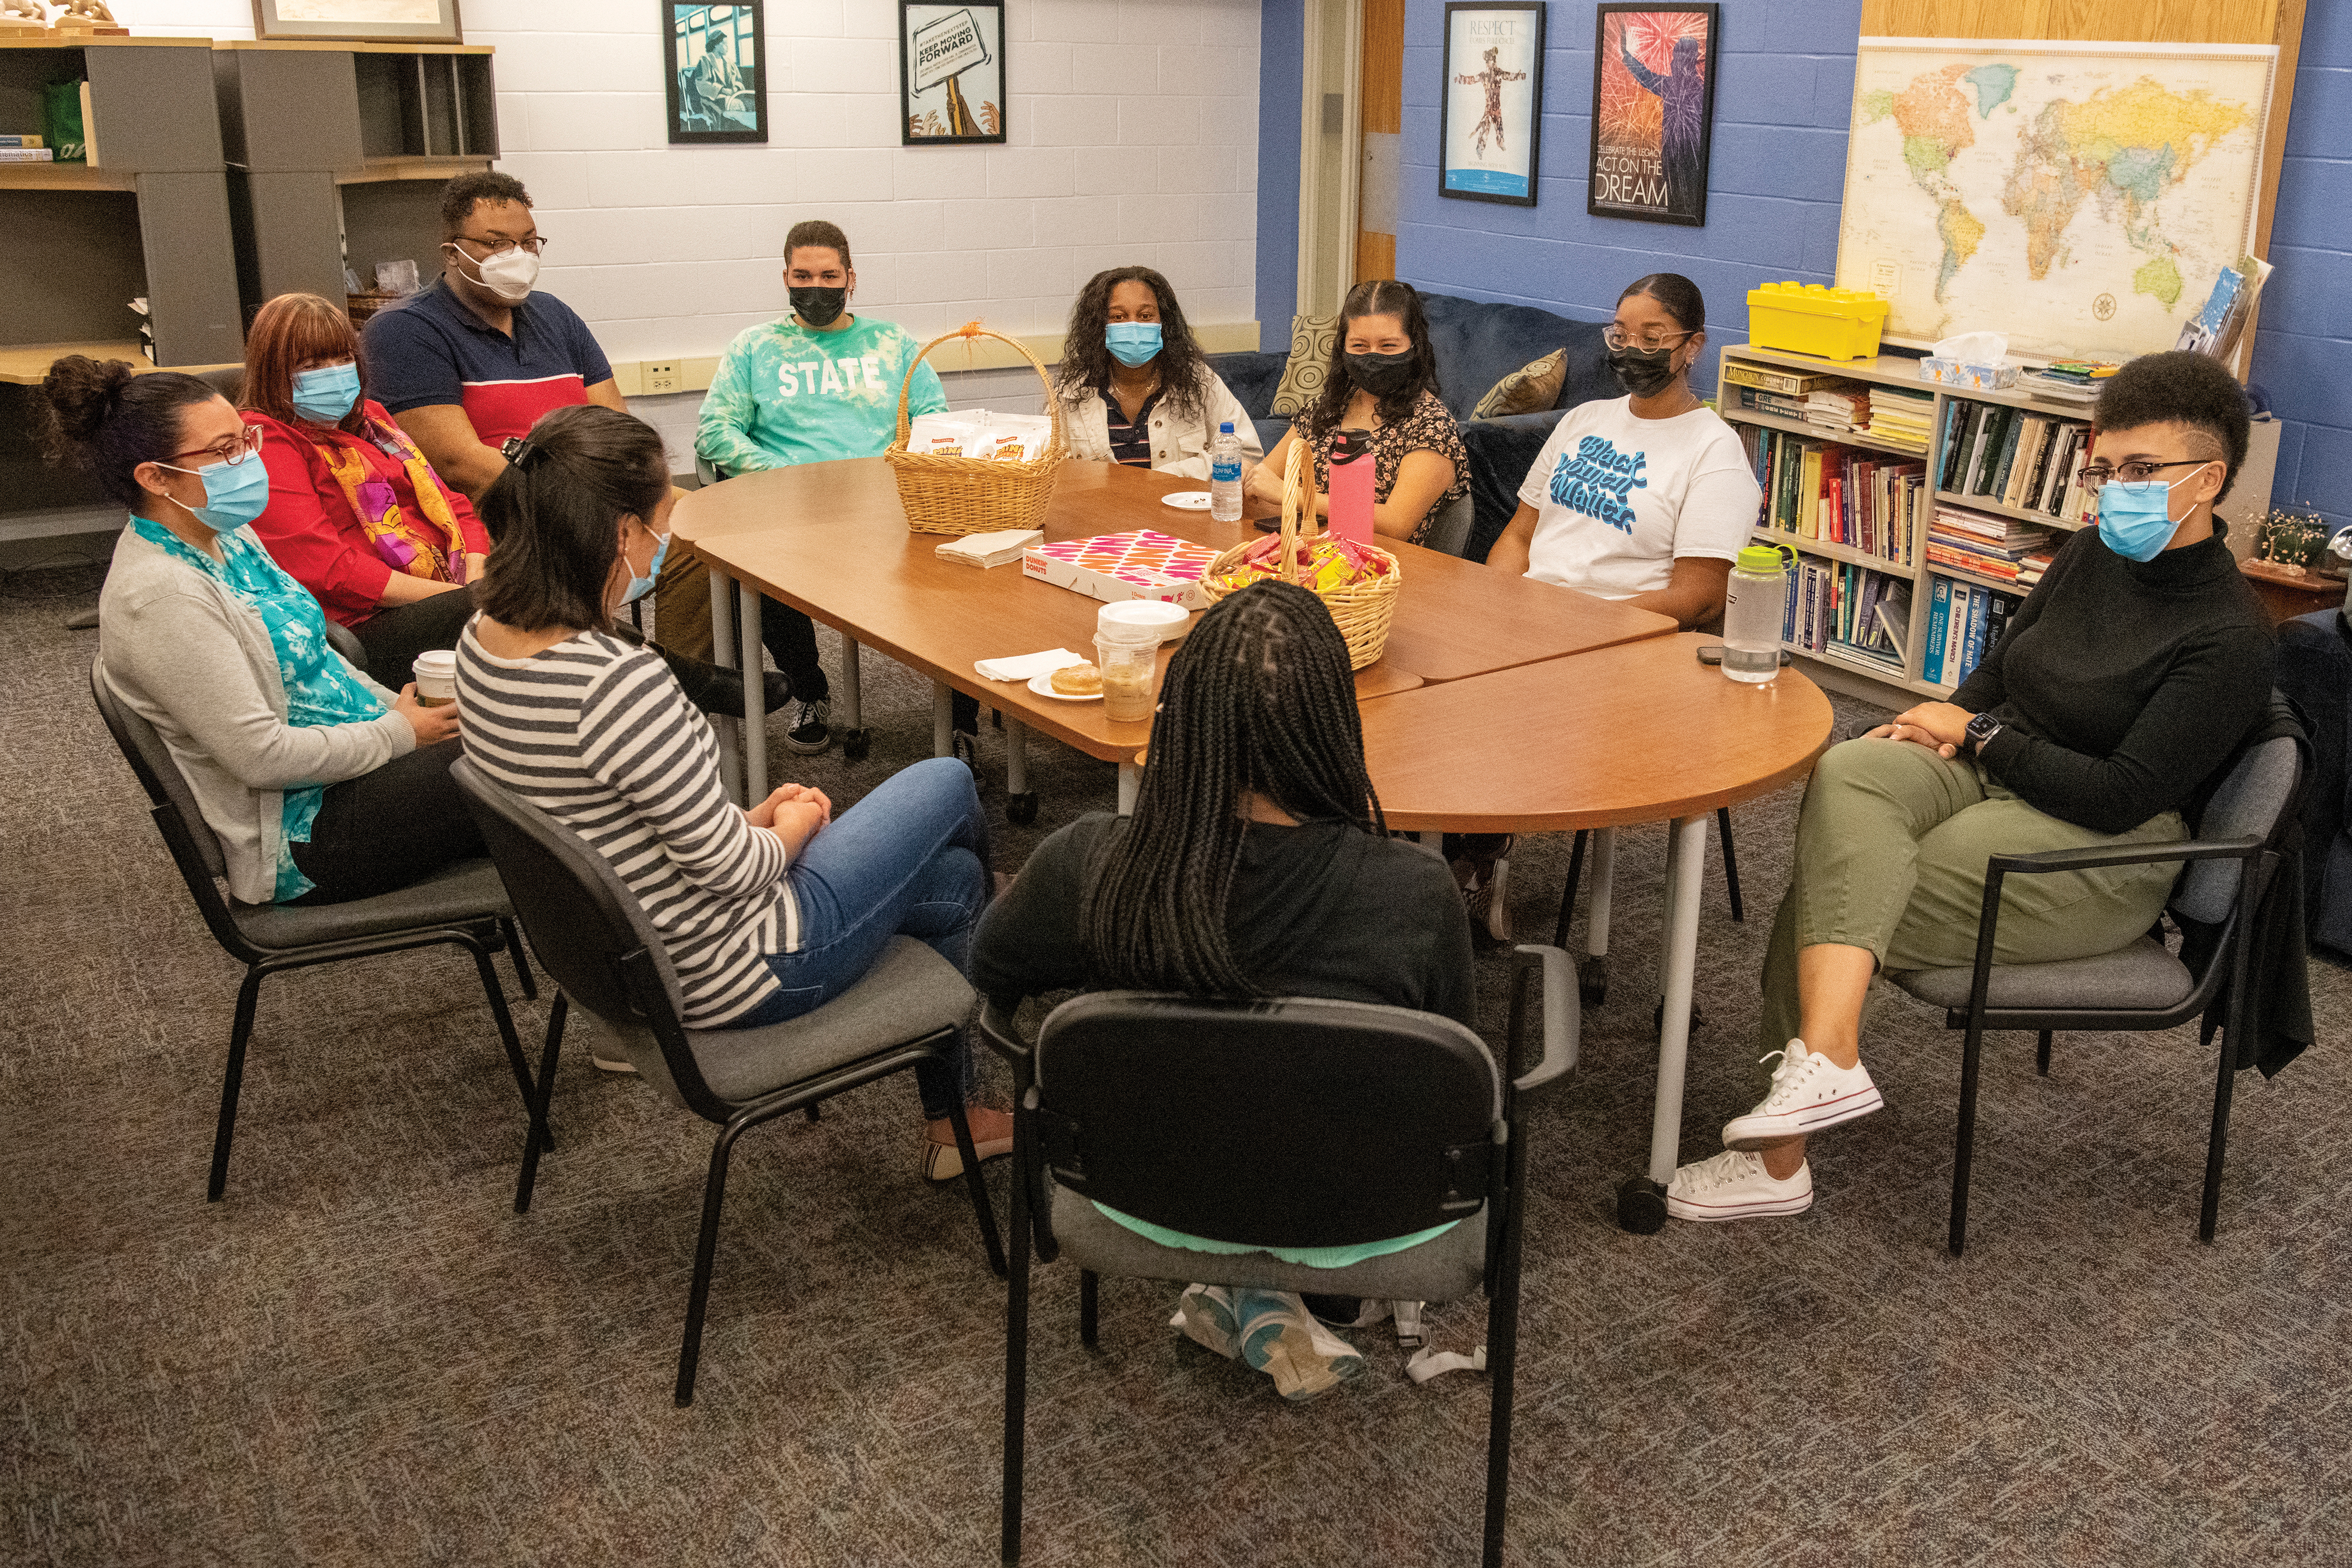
[1209,422,1244,521]
[1722,545,1789,684]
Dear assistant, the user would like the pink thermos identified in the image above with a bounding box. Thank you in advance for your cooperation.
[1327,427,1375,546]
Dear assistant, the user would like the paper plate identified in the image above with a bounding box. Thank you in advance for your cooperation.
[1027,671,1102,702]
[1160,491,1213,510]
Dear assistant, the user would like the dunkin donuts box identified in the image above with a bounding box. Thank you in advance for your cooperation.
[1021,529,1221,609]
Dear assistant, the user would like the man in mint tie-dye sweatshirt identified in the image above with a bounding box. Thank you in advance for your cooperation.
[697,218,948,753]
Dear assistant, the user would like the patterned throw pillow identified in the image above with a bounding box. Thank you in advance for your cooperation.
[1269,312,1340,417]
[1471,348,1568,420]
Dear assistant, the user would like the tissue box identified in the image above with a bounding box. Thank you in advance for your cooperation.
[1022,530,1222,609]
[1746,283,1889,361]
[1920,358,2018,390]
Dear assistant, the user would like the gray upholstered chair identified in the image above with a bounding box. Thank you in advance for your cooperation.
[90,660,539,1202]
[1420,491,1476,559]
[1884,732,2305,1254]
[450,758,1006,1407]
[982,946,1578,1568]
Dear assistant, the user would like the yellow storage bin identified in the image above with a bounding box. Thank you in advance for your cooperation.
[1746,282,1889,362]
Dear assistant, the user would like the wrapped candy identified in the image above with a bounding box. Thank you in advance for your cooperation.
[1215,534,1392,593]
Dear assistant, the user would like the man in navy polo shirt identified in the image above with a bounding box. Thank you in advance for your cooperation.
[365,170,765,702]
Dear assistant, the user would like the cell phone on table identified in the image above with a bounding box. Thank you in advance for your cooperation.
[1696,645,1792,667]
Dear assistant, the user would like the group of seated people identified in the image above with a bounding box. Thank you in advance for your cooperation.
[44,168,2280,1401]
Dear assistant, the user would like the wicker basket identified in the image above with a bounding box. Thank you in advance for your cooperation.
[882,325,1065,536]
[1197,443,1401,671]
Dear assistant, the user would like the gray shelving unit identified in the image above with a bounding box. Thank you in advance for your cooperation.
[212,41,498,320]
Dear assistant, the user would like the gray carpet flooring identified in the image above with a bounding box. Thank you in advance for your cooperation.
[5,557,2347,1567]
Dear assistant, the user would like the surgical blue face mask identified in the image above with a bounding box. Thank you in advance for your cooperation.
[623,528,670,604]
[291,361,361,423]
[1105,320,1163,367]
[2096,462,2216,563]
[159,450,272,535]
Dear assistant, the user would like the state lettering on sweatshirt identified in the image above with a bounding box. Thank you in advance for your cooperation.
[776,354,889,398]
[1547,433,1648,532]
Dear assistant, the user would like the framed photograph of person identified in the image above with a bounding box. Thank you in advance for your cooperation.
[250,0,461,43]
[664,2,766,146]
[900,1,1006,144]
[1588,4,1720,226]
[1439,3,1546,205]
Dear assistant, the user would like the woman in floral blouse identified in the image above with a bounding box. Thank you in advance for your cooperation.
[1246,279,1469,545]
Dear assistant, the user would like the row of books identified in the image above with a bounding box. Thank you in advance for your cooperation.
[1923,575,2023,688]
[1740,426,1923,566]
[1938,400,2093,523]
[1782,559,1911,677]
[1924,506,2056,585]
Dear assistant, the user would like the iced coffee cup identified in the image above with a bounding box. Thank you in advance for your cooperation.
[412,648,458,708]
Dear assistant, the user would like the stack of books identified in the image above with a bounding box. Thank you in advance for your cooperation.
[1923,576,2024,687]
[1938,401,2093,523]
[1868,386,1935,454]
[0,133,50,164]
[1742,427,1924,567]
[1804,386,1869,436]
[2017,545,2057,588]
[1926,507,2055,583]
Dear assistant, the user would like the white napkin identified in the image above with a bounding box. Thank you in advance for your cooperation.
[975,648,1086,682]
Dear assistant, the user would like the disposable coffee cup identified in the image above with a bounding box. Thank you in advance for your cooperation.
[412,648,458,708]
[1098,599,1189,644]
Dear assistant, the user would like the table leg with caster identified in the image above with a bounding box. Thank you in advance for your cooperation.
[1006,724,1037,824]
[1619,813,1709,1235]
[1117,762,1140,816]
[839,636,870,762]
[738,580,767,805]
[1581,828,1615,1006]
[707,565,743,804]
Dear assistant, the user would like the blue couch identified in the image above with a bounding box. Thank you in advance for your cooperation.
[1209,292,1616,561]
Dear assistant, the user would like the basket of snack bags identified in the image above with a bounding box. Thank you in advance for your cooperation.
[1197,443,1401,670]
[884,323,1065,536]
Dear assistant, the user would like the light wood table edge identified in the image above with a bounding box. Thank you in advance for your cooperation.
[1374,732,1830,835]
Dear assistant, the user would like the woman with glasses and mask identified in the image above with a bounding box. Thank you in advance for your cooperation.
[1244,279,1469,544]
[50,355,483,906]
[1056,265,1263,478]
[1486,273,1760,630]
[1666,351,2275,1225]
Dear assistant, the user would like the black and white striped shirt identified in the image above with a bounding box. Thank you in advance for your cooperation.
[456,623,800,1027]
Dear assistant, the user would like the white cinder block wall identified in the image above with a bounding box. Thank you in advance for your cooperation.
[114,1,1263,455]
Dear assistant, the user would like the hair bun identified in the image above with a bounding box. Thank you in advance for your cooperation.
[40,354,138,445]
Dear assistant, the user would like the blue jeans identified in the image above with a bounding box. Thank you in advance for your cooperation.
[722,758,989,1118]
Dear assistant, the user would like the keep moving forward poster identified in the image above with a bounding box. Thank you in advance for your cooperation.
[1442,5,1543,204]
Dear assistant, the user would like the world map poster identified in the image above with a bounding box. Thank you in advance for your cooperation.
[1835,39,2275,362]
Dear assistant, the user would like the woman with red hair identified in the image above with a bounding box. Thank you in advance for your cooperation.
[239,293,773,710]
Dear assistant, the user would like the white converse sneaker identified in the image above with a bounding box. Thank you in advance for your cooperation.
[1667,1149,1814,1221]
[1720,1040,1883,1150]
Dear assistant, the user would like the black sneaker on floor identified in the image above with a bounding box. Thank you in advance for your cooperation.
[783,697,831,754]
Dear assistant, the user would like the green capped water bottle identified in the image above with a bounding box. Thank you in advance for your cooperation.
[1723,544,1790,684]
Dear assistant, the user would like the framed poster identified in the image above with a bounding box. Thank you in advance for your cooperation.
[901,2,1005,144]
[250,0,462,43]
[1440,3,1545,204]
[1589,4,1720,226]
[664,3,766,145]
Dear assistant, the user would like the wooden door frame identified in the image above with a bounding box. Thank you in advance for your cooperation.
[1296,0,1364,318]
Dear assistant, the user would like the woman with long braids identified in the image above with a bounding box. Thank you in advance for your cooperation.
[1055,265,1263,478]
[1244,278,1469,544]
[972,581,1474,1401]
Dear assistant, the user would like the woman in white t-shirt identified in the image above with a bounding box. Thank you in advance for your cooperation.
[1458,275,1762,940]
[1486,273,1760,628]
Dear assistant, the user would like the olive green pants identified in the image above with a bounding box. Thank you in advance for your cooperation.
[1757,736,2187,1066]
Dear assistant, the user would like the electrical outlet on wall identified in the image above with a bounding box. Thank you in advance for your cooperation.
[642,361,682,395]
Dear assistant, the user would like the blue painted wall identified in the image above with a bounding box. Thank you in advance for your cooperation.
[1256,0,1305,347]
[1378,0,2349,532]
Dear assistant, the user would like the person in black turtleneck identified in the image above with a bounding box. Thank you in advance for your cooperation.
[1668,351,2274,1224]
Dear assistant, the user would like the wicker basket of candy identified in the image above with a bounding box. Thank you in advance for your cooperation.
[1196,442,1400,670]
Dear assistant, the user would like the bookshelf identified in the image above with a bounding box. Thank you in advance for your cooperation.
[1718,343,2099,704]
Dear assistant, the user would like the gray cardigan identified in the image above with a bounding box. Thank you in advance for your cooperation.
[97,524,413,904]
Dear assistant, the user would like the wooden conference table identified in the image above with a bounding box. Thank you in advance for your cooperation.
[674,459,1834,1229]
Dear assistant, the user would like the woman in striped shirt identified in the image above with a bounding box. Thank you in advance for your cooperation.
[454,405,1011,1180]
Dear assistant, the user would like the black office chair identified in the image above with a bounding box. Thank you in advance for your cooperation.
[1884,729,2306,1253]
[982,945,1579,1568]
[90,660,540,1201]
[451,758,1007,1406]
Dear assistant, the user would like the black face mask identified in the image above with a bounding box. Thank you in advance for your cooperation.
[1346,349,1417,398]
[791,286,849,328]
[1608,344,1682,398]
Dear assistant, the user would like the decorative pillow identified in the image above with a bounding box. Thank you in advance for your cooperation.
[1268,312,1339,417]
[1472,348,1567,420]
